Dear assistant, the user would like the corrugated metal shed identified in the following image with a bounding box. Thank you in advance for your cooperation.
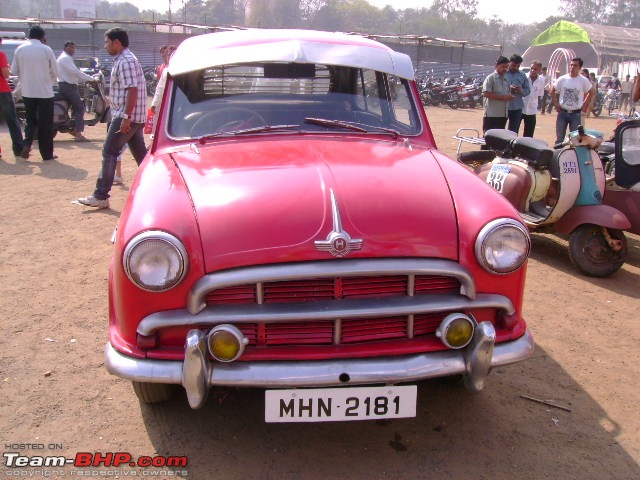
[577,22,640,63]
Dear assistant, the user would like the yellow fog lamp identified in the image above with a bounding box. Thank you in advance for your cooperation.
[436,314,475,349]
[207,325,248,362]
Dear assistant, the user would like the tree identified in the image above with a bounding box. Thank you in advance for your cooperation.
[430,0,479,18]
[560,0,608,24]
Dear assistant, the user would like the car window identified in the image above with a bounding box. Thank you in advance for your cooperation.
[621,126,640,167]
[168,62,422,139]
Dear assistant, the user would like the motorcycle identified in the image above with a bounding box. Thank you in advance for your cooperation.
[605,88,620,116]
[13,74,110,138]
[591,90,605,117]
[461,77,483,109]
[454,126,630,277]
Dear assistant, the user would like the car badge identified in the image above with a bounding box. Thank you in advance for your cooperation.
[315,189,363,257]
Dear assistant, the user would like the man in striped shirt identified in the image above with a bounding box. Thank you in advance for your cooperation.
[76,27,147,209]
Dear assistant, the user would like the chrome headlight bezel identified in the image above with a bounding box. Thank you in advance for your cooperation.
[475,218,530,274]
[123,230,189,292]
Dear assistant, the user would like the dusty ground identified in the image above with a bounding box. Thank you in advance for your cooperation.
[1,105,639,480]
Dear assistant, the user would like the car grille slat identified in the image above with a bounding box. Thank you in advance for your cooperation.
[264,322,333,345]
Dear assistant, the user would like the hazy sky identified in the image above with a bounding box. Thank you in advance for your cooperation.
[108,0,563,25]
[373,0,562,24]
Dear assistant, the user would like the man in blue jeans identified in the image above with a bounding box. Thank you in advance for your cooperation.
[505,54,530,133]
[550,57,594,146]
[76,27,147,209]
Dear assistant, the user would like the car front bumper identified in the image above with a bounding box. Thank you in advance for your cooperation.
[105,322,534,409]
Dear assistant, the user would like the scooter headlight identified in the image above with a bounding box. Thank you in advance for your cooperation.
[475,219,530,274]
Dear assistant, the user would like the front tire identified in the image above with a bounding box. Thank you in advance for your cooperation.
[568,224,627,277]
[593,104,602,117]
[132,381,177,404]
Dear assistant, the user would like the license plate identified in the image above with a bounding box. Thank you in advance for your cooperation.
[265,385,417,423]
[473,95,480,100]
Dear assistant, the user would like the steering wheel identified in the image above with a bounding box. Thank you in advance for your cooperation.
[189,108,266,136]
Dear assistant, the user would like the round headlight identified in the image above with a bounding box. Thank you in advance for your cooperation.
[475,219,530,274]
[123,231,188,291]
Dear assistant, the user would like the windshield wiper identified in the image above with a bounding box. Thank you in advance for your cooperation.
[304,117,400,138]
[304,117,368,132]
[196,124,300,143]
[231,124,300,135]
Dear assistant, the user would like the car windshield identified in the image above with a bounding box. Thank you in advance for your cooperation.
[167,62,422,139]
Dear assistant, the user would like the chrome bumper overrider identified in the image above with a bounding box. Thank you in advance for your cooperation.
[105,322,534,409]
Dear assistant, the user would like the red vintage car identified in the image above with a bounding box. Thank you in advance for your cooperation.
[105,29,533,422]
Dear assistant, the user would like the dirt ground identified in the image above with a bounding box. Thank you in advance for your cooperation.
[1,104,639,480]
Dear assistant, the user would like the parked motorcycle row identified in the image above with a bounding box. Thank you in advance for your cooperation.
[417,72,484,109]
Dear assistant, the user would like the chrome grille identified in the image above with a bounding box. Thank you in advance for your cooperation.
[203,273,459,346]
[140,259,517,350]
[205,275,460,305]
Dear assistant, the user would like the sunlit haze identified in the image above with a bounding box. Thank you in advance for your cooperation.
[107,0,563,25]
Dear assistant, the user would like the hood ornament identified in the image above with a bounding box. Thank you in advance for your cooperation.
[315,189,363,257]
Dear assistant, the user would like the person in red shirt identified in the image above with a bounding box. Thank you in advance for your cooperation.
[0,37,26,157]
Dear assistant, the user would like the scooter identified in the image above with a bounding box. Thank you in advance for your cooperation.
[454,126,630,277]
[13,74,110,138]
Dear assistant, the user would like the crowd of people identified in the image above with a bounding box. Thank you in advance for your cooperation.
[481,53,640,143]
[0,25,177,209]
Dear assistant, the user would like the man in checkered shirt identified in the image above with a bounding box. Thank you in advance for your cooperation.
[76,27,147,209]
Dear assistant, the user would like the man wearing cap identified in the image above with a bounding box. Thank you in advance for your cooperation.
[11,25,58,160]
[482,56,514,133]
[550,57,594,145]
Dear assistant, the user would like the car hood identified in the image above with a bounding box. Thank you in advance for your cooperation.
[172,137,459,271]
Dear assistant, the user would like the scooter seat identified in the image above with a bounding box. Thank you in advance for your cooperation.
[598,142,615,156]
[484,129,517,151]
[512,137,553,169]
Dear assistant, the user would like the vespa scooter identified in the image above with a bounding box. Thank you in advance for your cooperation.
[455,126,630,277]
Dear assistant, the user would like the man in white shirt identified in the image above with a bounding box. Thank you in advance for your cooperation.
[57,41,97,142]
[550,57,594,145]
[620,74,633,112]
[521,61,544,137]
[11,25,58,160]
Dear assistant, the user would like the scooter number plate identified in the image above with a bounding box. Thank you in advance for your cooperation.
[486,164,511,193]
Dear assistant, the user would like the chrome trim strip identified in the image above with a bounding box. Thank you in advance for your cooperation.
[187,258,476,314]
[104,329,534,396]
[314,189,363,257]
[333,318,341,345]
[139,293,513,336]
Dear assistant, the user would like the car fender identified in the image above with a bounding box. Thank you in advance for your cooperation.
[554,204,631,234]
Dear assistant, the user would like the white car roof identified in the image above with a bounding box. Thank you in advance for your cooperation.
[168,29,415,80]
